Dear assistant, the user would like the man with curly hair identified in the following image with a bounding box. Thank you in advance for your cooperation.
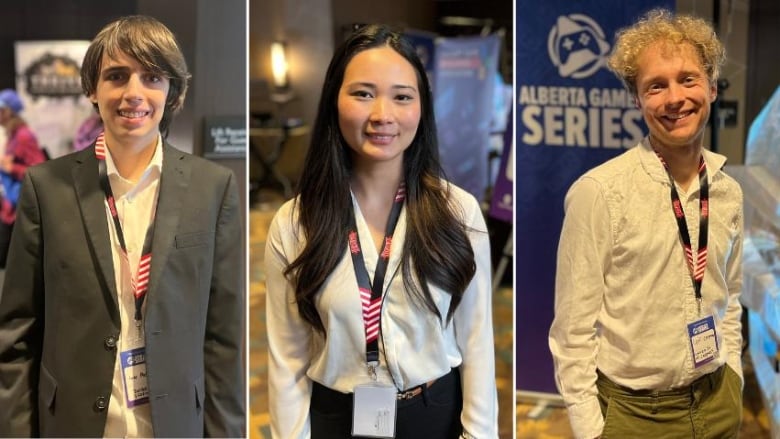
[549,9,743,439]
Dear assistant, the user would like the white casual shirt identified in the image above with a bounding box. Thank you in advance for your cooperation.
[265,182,498,438]
[549,137,744,439]
[102,137,163,438]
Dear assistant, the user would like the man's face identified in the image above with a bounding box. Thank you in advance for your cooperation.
[89,49,169,151]
[634,41,716,150]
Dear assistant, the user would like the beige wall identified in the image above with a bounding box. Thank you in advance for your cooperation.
[249,0,334,188]
[248,0,438,189]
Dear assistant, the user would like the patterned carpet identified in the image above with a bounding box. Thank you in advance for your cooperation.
[248,192,515,438]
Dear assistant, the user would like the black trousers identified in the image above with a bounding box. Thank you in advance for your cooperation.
[311,368,463,438]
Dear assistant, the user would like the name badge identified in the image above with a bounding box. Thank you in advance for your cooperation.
[120,347,149,407]
[687,315,719,368]
[352,383,397,438]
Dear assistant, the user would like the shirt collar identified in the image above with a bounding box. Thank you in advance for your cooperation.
[104,135,164,197]
[638,136,728,186]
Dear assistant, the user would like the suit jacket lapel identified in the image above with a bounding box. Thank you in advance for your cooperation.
[72,147,120,318]
[147,144,189,297]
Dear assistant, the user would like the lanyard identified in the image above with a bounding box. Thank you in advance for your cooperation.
[348,184,405,378]
[95,132,157,324]
[655,151,709,313]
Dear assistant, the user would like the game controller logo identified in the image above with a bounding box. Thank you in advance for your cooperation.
[547,14,611,79]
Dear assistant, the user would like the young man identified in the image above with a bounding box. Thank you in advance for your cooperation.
[0,16,245,437]
[549,9,743,439]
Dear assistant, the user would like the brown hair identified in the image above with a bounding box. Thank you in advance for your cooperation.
[81,15,191,135]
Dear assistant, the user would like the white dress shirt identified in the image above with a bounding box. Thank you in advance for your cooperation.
[265,182,498,438]
[549,137,744,439]
[102,137,163,438]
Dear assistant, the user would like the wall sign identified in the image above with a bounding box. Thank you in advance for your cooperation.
[203,116,246,159]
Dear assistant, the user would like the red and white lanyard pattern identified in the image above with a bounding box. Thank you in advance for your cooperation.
[96,132,156,323]
[655,151,709,312]
[348,184,406,368]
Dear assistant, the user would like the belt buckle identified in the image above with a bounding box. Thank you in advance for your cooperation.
[397,389,417,400]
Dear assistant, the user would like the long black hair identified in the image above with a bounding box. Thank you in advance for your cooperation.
[285,24,477,334]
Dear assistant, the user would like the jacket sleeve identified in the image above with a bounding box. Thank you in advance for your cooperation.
[453,193,498,438]
[203,172,246,438]
[265,204,314,439]
[0,170,45,437]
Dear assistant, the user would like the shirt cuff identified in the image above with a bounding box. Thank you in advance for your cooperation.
[566,396,604,439]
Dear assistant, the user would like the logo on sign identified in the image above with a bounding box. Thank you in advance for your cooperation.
[23,53,83,99]
[547,14,611,79]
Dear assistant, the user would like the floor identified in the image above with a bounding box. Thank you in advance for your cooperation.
[248,192,515,438]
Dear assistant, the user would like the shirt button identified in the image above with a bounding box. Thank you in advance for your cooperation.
[94,396,108,411]
[104,335,117,350]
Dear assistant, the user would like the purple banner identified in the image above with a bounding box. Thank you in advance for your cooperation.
[489,108,513,223]
[433,35,501,201]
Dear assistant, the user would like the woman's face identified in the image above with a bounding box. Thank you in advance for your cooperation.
[337,46,421,170]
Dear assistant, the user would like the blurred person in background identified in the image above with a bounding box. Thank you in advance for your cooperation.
[0,88,46,268]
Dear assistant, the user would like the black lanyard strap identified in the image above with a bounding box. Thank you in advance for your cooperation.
[655,151,709,306]
[348,184,406,367]
[96,132,157,322]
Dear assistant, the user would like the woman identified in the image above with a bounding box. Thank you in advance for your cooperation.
[0,88,46,267]
[265,24,497,438]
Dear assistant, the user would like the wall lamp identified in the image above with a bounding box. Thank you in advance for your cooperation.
[270,41,294,105]
[271,41,290,88]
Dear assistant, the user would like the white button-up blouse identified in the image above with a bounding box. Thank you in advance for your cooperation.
[265,182,498,438]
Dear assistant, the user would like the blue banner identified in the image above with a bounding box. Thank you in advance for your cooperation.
[516,0,673,394]
[406,32,500,200]
[434,35,501,200]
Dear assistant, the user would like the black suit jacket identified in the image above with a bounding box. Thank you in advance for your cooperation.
[0,143,245,437]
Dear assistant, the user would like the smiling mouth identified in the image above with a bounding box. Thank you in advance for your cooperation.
[119,110,149,118]
[663,111,692,121]
[366,133,396,141]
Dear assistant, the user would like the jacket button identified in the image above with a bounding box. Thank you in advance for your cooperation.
[104,335,117,349]
[94,396,108,411]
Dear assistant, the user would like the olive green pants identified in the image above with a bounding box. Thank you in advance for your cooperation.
[597,365,743,438]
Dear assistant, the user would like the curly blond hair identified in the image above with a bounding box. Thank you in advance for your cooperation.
[607,8,725,96]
